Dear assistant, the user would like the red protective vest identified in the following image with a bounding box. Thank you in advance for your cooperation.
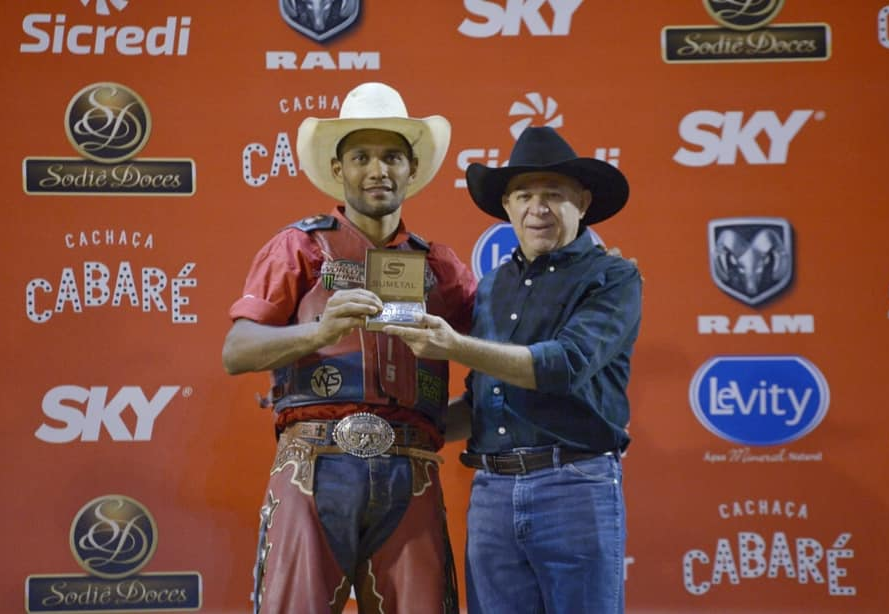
[269,216,450,431]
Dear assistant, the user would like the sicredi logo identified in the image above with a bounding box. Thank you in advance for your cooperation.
[509,92,563,138]
[459,0,584,37]
[689,356,829,446]
[674,110,820,166]
[35,385,184,443]
[20,0,191,56]
[455,92,621,188]
[472,223,603,279]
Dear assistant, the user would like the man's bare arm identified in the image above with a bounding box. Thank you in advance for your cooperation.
[223,288,382,374]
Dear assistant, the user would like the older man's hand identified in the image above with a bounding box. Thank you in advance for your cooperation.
[382,313,458,360]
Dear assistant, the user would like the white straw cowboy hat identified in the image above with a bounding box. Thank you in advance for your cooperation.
[297,82,451,200]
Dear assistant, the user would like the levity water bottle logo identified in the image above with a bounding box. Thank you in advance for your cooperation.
[689,356,829,446]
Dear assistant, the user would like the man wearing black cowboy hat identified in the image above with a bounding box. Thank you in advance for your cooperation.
[385,126,641,613]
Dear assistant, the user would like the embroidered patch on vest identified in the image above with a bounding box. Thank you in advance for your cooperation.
[320,259,364,290]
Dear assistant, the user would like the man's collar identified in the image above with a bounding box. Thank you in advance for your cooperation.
[331,206,411,247]
[512,230,595,267]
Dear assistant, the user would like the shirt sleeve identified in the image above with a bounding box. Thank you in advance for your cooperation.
[427,242,477,335]
[228,229,321,326]
[528,260,642,395]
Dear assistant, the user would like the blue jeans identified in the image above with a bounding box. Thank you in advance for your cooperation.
[313,453,413,578]
[465,450,626,614]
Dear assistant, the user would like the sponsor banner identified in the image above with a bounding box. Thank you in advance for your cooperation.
[683,499,856,598]
[458,0,586,37]
[19,1,192,57]
[454,91,621,188]
[674,110,822,167]
[662,0,830,63]
[689,356,829,446]
[25,495,201,612]
[22,83,196,196]
[36,385,190,443]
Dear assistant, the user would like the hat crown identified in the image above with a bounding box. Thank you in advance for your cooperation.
[339,82,409,120]
[508,126,579,167]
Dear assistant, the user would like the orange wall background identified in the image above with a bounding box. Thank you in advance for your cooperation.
[3,1,889,612]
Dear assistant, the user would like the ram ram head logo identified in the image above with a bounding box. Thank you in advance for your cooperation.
[708,217,794,306]
[280,0,361,42]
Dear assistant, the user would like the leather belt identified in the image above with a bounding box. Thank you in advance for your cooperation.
[287,418,437,452]
[459,448,612,475]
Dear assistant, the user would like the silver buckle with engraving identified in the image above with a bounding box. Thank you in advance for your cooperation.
[332,413,396,458]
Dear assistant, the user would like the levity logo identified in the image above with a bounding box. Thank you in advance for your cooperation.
[880,6,889,48]
[20,0,191,56]
[661,0,830,63]
[23,82,196,196]
[674,110,820,167]
[35,385,186,443]
[689,356,829,446]
[459,0,585,37]
[25,494,202,611]
[455,92,620,188]
[472,223,603,279]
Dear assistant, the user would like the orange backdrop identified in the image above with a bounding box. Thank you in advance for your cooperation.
[3,1,888,612]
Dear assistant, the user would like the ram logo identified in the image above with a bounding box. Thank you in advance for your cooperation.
[280,0,360,42]
[708,217,793,306]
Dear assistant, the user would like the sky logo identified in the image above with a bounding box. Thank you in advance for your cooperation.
[689,356,829,446]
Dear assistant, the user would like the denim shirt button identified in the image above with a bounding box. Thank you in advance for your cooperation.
[497,426,507,435]
[510,313,517,320]
[493,386,501,395]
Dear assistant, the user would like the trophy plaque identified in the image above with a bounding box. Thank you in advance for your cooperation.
[364,249,426,332]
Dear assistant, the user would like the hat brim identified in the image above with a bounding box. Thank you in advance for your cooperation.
[466,158,629,225]
[297,116,451,201]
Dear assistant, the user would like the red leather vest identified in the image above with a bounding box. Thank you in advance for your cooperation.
[270,216,450,431]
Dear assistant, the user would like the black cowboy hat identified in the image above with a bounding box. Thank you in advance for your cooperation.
[466,126,629,225]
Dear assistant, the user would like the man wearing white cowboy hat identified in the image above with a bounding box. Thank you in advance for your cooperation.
[223,82,476,613]
[385,126,642,613]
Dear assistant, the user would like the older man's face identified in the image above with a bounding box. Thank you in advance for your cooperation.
[332,129,417,220]
[502,172,592,262]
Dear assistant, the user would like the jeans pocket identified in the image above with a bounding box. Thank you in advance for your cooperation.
[563,455,618,482]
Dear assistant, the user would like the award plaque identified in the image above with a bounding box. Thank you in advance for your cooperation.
[365,249,426,331]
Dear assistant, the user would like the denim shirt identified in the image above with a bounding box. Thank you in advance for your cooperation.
[465,232,642,454]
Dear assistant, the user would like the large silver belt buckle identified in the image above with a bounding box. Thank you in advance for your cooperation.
[333,413,395,458]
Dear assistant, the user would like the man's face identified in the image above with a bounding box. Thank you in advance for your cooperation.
[331,129,417,219]
[502,171,592,262]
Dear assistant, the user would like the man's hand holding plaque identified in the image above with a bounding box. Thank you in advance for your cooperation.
[364,249,426,332]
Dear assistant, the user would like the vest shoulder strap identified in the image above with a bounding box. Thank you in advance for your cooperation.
[406,232,430,251]
[288,214,338,233]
